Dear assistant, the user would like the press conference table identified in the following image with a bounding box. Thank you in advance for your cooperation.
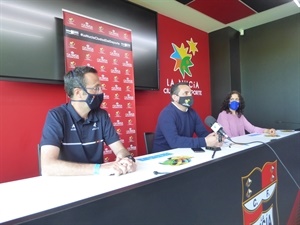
[0,131,299,225]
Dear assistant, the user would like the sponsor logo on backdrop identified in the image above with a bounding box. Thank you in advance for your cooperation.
[66,29,79,36]
[129,136,134,142]
[115,111,121,117]
[242,161,279,225]
[86,63,94,68]
[113,76,119,82]
[101,83,107,90]
[121,42,130,48]
[82,44,94,52]
[104,147,112,155]
[126,86,131,92]
[104,156,110,162]
[116,128,122,135]
[98,26,104,33]
[100,65,106,72]
[112,102,123,109]
[66,51,79,59]
[111,67,121,74]
[113,120,124,126]
[126,127,136,134]
[110,50,120,57]
[109,29,119,37]
[113,59,118,65]
[85,53,92,60]
[125,69,130,75]
[111,85,121,91]
[127,102,132,108]
[99,47,105,54]
[128,144,136,151]
[101,101,108,109]
[123,77,133,84]
[125,111,135,117]
[114,93,120,100]
[124,94,134,100]
[69,41,76,49]
[99,74,109,82]
[81,22,93,30]
[69,61,76,68]
[122,61,132,67]
[97,56,108,63]
[128,119,133,125]
[163,38,203,96]
[68,17,75,25]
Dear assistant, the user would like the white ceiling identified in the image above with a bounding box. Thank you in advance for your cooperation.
[128,0,300,33]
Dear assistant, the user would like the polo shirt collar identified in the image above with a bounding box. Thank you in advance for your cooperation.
[66,103,99,123]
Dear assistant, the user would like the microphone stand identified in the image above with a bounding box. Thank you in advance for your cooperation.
[206,134,222,158]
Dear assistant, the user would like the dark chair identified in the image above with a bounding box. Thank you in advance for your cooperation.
[144,132,155,154]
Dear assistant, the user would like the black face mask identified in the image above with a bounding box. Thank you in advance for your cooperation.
[71,77,103,110]
[178,96,194,108]
[85,92,104,110]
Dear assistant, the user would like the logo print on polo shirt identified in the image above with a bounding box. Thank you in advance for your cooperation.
[92,122,99,131]
[70,124,76,131]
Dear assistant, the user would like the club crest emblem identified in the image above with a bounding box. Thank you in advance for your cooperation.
[241,161,279,225]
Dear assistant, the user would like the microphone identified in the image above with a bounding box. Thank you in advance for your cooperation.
[205,116,230,140]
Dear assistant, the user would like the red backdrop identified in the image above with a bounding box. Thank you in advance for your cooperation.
[63,10,137,161]
[0,14,210,183]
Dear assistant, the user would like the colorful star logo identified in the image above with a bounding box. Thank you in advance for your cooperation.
[170,38,199,79]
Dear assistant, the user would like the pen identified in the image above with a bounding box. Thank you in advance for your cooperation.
[153,171,170,175]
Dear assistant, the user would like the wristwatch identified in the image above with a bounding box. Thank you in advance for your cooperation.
[125,154,136,162]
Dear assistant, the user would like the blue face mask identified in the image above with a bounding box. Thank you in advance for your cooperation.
[229,101,240,110]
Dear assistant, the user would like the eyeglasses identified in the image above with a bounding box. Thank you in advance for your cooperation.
[86,86,102,92]
[178,91,193,96]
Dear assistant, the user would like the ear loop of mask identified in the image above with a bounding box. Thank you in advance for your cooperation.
[70,71,89,102]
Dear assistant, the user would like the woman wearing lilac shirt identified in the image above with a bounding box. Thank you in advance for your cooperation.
[217,90,276,138]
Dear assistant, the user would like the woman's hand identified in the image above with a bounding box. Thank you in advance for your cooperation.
[265,128,276,136]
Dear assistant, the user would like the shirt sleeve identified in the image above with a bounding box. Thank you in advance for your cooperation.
[158,109,207,148]
[217,111,233,137]
[40,110,64,147]
[242,115,265,134]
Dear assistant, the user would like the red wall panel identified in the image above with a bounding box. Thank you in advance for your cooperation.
[0,81,66,182]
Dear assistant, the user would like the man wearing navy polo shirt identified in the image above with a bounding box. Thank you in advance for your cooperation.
[40,66,136,176]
